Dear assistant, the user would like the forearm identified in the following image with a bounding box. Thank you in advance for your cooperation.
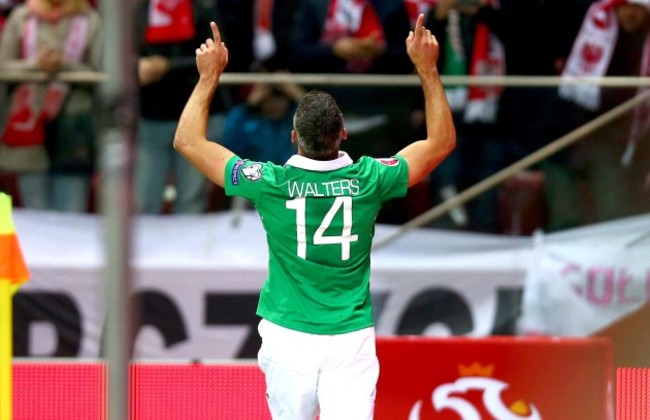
[398,66,456,187]
[173,74,235,187]
[174,76,217,149]
[420,68,455,150]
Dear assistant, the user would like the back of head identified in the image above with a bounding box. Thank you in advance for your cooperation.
[293,90,343,159]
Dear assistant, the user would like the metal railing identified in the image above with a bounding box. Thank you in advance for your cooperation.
[3,71,650,87]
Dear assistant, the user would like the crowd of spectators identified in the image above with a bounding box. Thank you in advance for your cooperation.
[0,0,649,234]
[0,0,102,211]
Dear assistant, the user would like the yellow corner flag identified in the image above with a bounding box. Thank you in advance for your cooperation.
[0,193,29,291]
[0,192,29,420]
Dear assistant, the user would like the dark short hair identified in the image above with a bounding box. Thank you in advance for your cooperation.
[293,90,343,158]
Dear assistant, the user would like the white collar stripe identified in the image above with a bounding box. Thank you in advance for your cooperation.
[285,152,353,171]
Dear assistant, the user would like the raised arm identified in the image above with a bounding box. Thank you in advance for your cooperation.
[173,21,235,187]
[397,14,456,188]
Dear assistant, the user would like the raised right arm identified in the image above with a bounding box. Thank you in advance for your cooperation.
[397,14,456,188]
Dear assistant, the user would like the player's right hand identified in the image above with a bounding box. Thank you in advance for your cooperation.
[195,21,229,83]
[406,14,439,72]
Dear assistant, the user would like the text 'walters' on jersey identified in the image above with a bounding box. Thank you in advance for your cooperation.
[287,179,360,197]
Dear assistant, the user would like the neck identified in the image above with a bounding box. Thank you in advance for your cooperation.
[28,0,85,21]
[298,149,340,161]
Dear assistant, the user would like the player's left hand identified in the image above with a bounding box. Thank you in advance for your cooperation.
[195,21,229,83]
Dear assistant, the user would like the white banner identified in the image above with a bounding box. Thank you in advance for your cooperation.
[518,216,650,336]
[12,209,650,359]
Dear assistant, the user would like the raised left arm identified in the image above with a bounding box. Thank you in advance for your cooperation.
[173,21,235,187]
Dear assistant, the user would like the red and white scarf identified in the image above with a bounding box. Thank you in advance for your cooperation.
[145,0,195,44]
[321,0,386,73]
[463,21,505,123]
[560,0,650,165]
[1,14,88,147]
[253,0,276,63]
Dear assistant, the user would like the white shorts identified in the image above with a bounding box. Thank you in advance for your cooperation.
[257,319,379,420]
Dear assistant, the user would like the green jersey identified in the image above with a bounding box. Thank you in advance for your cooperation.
[224,152,409,334]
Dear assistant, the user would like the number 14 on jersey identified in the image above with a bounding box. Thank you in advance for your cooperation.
[286,196,359,261]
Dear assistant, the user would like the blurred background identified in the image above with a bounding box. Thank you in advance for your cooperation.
[1,0,649,418]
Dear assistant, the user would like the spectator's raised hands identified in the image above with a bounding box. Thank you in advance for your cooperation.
[406,14,439,74]
[195,21,228,82]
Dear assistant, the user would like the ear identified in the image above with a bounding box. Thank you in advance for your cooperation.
[291,129,298,144]
[341,128,348,141]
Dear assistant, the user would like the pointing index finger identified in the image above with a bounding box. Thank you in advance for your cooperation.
[210,21,221,43]
[414,13,425,32]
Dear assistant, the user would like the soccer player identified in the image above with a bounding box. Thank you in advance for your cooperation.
[174,14,455,420]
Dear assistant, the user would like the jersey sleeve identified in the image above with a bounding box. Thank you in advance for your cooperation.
[224,155,267,203]
[373,155,409,202]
